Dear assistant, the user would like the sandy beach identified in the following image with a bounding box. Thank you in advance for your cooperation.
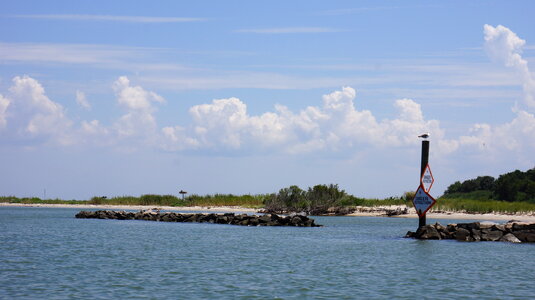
[347,205,535,222]
[2,203,535,222]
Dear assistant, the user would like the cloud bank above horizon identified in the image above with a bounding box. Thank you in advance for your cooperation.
[0,24,534,164]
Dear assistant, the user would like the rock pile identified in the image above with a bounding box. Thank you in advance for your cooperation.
[405,221,535,243]
[351,206,409,216]
[75,210,322,227]
[384,207,408,217]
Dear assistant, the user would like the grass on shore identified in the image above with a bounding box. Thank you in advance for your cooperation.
[433,197,535,214]
[0,194,267,209]
[0,196,83,205]
[88,195,183,206]
[433,191,535,214]
[185,194,266,208]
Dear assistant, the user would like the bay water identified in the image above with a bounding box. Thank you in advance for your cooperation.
[1,207,534,299]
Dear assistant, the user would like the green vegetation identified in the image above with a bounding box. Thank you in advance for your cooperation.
[185,194,266,208]
[494,169,535,203]
[88,194,266,208]
[444,176,496,195]
[443,168,535,203]
[89,194,184,206]
[357,191,415,207]
[434,198,535,214]
[440,190,494,202]
[437,167,535,214]
[0,196,82,205]
[263,184,412,214]
[0,194,266,208]
[263,184,351,214]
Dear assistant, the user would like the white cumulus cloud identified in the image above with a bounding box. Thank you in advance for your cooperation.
[112,76,165,140]
[113,76,165,111]
[76,90,91,110]
[188,97,295,149]
[0,94,10,129]
[6,75,73,144]
[0,75,169,149]
[160,126,200,151]
[81,119,107,135]
[484,24,535,108]
[457,109,535,165]
[452,25,535,160]
[163,86,449,155]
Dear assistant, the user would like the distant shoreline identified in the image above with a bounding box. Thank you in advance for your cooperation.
[2,203,535,222]
[0,203,257,213]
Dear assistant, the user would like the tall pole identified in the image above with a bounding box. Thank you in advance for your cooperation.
[419,140,429,228]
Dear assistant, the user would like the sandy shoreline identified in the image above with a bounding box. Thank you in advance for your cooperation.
[2,203,535,222]
[347,205,535,222]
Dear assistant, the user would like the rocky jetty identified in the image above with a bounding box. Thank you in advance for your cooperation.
[75,210,322,227]
[405,220,535,243]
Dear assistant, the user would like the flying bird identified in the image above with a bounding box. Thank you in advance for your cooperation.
[418,133,430,139]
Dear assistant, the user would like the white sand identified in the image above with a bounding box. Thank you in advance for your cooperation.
[348,205,535,222]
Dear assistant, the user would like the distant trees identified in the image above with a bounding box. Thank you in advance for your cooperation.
[263,184,355,215]
[444,176,496,194]
[265,185,307,212]
[494,169,535,202]
[444,168,535,203]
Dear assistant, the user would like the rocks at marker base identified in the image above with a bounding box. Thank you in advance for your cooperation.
[75,210,322,227]
[405,220,535,243]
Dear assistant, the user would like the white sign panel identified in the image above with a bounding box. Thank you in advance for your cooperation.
[420,164,434,193]
[412,185,436,217]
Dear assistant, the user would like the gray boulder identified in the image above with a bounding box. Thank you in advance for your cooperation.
[481,230,503,241]
[416,225,441,240]
[454,228,472,241]
[478,221,496,230]
[471,229,481,242]
[513,230,535,242]
[500,233,521,243]
[513,222,535,231]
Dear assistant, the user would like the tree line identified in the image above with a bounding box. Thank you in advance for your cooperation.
[444,168,535,203]
[263,184,361,215]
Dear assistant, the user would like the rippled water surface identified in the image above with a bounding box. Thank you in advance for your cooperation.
[1,207,535,299]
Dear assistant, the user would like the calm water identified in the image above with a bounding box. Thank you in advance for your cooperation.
[1,207,535,299]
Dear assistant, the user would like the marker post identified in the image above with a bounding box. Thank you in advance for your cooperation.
[419,140,429,228]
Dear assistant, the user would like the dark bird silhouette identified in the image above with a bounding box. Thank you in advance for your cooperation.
[418,133,430,139]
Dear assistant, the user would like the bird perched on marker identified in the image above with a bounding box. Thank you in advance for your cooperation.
[418,133,430,139]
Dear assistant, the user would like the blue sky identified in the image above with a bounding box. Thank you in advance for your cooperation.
[1,0,534,200]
